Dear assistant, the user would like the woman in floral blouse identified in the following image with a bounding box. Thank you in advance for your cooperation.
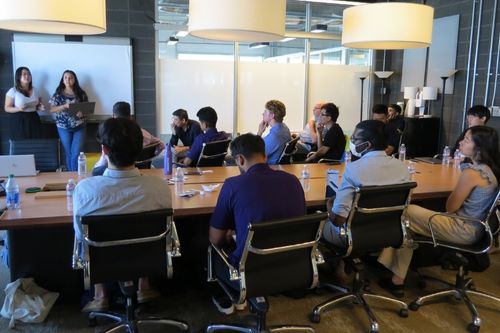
[49,70,89,171]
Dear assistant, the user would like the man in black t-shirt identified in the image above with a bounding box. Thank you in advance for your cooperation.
[372,104,400,156]
[305,102,346,162]
[170,108,203,158]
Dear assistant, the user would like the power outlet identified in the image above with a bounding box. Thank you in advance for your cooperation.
[491,106,500,117]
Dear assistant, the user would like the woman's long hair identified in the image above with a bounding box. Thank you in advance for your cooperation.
[14,67,32,97]
[55,70,86,102]
[469,126,500,182]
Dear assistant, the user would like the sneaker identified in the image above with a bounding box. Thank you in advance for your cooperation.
[234,300,247,311]
[137,289,160,304]
[82,297,109,312]
[378,278,404,298]
[211,295,235,315]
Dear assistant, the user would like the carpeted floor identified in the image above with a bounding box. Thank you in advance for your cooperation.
[0,247,498,333]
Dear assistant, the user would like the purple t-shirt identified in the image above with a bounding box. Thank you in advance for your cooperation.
[210,163,306,266]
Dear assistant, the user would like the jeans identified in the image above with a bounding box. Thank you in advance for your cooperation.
[58,125,86,171]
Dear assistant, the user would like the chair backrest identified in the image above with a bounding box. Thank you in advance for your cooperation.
[196,138,231,167]
[344,182,417,256]
[80,209,173,284]
[278,136,300,164]
[135,142,161,169]
[9,139,60,172]
[238,212,327,299]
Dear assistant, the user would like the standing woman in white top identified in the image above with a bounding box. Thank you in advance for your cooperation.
[4,67,44,139]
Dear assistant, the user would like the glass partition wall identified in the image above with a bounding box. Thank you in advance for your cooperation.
[156,0,373,137]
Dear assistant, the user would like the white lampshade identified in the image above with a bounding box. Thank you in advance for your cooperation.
[188,0,286,42]
[374,71,394,79]
[342,3,434,49]
[436,69,458,78]
[355,71,370,79]
[0,0,106,35]
[422,86,438,100]
[404,87,418,99]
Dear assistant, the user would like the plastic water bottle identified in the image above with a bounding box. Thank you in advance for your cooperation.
[174,167,184,196]
[399,144,406,161]
[344,151,352,165]
[442,146,450,165]
[66,179,76,211]
[453,150,461,169]
[5,174,20,210]
[301,165,311,192]
[164,143,173,176]
[77,152,87,176]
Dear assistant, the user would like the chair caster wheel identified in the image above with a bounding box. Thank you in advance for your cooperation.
[88,317,97,327]
[468,283,476,291]
[409,301,420,311]
[309,312,321,324]
[399,308,409,318]
[467,323,480,333]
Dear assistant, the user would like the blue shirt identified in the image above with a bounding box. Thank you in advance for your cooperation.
[263,123,291,164]
[210,163,306,266]
[186,128,227,166]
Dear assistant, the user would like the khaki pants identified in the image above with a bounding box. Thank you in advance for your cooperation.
[378,204,482,279]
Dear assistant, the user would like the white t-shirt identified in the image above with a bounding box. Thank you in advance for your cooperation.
[6,87,41,112]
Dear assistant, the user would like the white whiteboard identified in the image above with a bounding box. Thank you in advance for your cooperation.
[12,34,134,116]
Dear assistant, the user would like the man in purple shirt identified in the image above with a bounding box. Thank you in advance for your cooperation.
[209,133,306,314]
[181,106,227,166]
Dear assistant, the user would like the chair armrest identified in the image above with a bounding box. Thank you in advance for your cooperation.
[426,212,486,248]
[209,243,240,281]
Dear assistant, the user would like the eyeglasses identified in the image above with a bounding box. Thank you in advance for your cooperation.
[320,113,330,117]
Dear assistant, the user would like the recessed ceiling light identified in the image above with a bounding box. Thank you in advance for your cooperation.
[175,31,189,37]
[311,24,328,33]
[167,36,179,45]
[249,42,270,49]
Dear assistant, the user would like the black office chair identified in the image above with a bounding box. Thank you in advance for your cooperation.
[72,209,188,333]
[277,136,299,164]
[196,138,231,167]
[135,142,161,169]
[408,190,500,333]
[311,182,418,333]
[9,138,61,172]
[206,211,328,333]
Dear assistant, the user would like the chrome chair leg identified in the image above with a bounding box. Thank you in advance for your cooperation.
[137,318,189,331]
[206,324,255,333]
[310,293,357,323]
[269,325,316,333]
[358,295,379,333]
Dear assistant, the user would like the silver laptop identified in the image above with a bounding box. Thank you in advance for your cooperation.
[0,155,37,177]
[68,102,96,115]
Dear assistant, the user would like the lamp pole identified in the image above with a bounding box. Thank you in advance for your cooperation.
[360,77,366,121]
[438,76,448,153]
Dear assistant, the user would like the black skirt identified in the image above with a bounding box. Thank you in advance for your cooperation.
[8,111,42,140]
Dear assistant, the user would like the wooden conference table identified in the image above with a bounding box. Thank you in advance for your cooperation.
[0,161,460,302]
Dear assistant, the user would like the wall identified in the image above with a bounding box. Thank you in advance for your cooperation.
[0,0,156,154]
[376,0,500,149]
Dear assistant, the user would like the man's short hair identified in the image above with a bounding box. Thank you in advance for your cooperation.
[97,118,143,167]
[197,106,218,128]
[372,104,388,116]
[322,102,339,123]
[265,100,286,123]
[230,133,265,160]
[467,105,490,123]
[355,120,388,151]
[172,108,189,121]
[113,101,131,118]
[388,104,402,114]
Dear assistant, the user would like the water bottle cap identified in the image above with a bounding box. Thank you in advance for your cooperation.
[9,174,14,178]
[68,178,76,184]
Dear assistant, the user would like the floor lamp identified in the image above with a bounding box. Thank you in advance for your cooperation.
[374,71,394,103]
[437,69,458,151]
[356,72,370,121]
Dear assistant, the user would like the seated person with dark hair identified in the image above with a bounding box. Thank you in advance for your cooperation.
[93,101,165,175]
[372,104,400,156]
[209,133,306,315]
[305,102,346,162]
[170,108,202,159]
[181,106,227,167]
[452,105,491,157]
[388,103,405,134]
[74,117,172,312]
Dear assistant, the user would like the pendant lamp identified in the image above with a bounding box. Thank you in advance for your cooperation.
[0,0,106,35]
[188,0,286,42]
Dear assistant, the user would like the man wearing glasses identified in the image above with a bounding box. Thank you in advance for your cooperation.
[305,102,346,162]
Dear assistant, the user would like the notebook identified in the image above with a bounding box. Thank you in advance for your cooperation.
[67,102,96,115]
[0,155,37,177]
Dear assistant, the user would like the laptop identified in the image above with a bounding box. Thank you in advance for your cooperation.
[0,155,38,177]
[413,157,442,164]
[67,102,96,115]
